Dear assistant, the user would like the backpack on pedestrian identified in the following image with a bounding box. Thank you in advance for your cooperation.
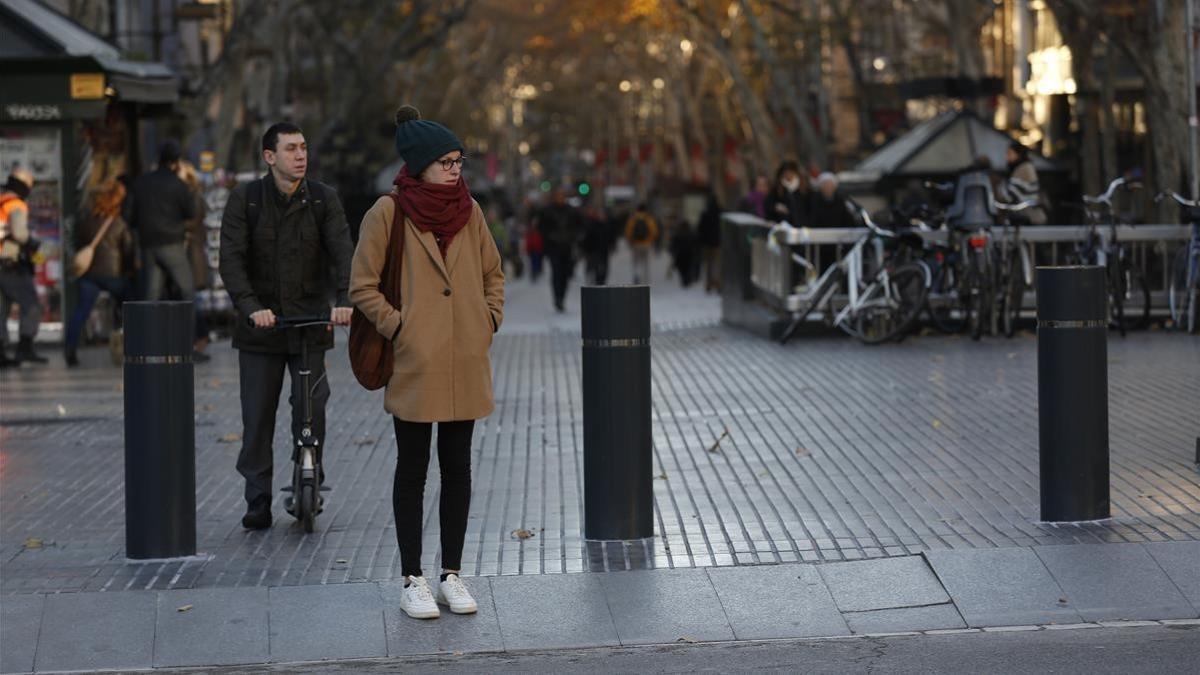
[630,214,651,242]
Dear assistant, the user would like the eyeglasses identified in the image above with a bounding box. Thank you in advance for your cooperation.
[438,155,466,171]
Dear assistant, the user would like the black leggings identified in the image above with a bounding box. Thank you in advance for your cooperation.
[392,418,475,578]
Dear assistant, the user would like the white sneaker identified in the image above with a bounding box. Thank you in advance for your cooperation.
[399,576,440,619]
[436,573,478,614]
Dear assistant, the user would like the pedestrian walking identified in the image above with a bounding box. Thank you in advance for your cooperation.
[524,220,544,282]
[176,160,212,362]
[624,203,658,284]
[350,105,505,621]
[218,122,354,531]
[808,173,856,228]
[536,188,581,311]
[670,219,698,288]
[1001,141,1048,225]
[63,180,136,367]
[696,189,722,293]
[764,160,811,228]
[580,204,612,285]
[737,174,769,218]
[126,141,197,304]
[0,168,46,367]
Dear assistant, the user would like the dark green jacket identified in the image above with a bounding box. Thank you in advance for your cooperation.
[219,176,353,354]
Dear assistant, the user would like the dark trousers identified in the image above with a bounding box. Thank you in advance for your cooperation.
[547,246,575,308]
[0,267,42,347]
[236,350,330,505]
[392,418,475,578]
[65,276,130,349]
[585,252,610,285]
[141,243,194,302]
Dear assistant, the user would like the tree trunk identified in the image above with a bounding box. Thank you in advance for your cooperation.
[1144,0,1189,222]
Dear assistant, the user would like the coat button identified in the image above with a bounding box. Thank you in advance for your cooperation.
[443,288,452,297]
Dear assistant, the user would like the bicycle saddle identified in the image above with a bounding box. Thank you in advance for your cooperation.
[946,170,997,230]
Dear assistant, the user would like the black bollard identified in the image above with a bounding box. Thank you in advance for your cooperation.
[124,301,197,558]
[1036,266,1110,522]
[581,285,653,541]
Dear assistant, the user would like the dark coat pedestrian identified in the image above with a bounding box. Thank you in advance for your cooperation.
[126,141,197,301]
[764,160,811,227]
[218,122,354,531]
[697,191,722,292]
[535,190,581,311]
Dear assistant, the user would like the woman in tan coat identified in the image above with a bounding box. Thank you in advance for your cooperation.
[350,105,504,621]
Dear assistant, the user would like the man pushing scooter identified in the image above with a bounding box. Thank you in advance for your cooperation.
[219,122,354,530]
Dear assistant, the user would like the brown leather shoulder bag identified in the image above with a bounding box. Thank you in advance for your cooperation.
[349,194,404,390]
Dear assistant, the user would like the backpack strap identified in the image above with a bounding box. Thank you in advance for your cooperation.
[245,177,264,231]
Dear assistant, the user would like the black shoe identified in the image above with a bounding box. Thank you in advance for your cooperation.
[15,338,47,365]
[192,350,211,364]
[241,497,272,530]
[0,350,16,369]
[64,345,79,367]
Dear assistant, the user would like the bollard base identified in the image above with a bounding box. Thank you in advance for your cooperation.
[1034,517,1114,526]
[584,537,656,572]
[124,552,213,565]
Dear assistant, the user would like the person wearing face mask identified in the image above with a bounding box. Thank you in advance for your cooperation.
[763,160,811,228]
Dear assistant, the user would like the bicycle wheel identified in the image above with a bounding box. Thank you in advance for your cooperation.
[966,254,990,341]
[1002,252,1024,338]
[856,263,930,345]
[1168,247,1189,329]
[927,262,966,334]
[301,484,316,533]
[1123,265,1151,331]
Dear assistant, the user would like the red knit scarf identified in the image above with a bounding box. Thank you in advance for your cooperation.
[393,166,472,258]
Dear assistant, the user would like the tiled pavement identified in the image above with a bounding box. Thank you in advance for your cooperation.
[2,545,1197,672]
[1,249,1199,595]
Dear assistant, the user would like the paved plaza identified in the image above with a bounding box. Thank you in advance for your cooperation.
[1,249,1198,671]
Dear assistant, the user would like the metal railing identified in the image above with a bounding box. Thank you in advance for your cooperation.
[724,212,1192,319]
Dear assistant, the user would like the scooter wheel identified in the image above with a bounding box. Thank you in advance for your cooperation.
[301,485,316,533]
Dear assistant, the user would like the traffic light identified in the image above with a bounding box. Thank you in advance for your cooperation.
[578,181,591,196]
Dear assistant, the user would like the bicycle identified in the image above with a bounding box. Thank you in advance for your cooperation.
[777,201,930,345]
[993,200,1038,338]
[247,314,334,533]
[1071,177,1150,336]
[1156,190,1200,334]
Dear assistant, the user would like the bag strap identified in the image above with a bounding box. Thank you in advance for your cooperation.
[245,177,264,231]
[84,216,116,251]
[381,193,405,305]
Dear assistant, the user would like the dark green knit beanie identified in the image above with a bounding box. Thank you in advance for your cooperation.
[394,105,463,177]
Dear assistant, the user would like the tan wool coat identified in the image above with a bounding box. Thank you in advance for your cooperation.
[349,195,505,422]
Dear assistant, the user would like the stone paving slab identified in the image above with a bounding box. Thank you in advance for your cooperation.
[488,573,618,650]
[842,603,967,634]
[817,556,949,612]
[706,564,848,639]
[0,594,41,674]
[2,249,1199,592]
[1034,544,1197,621]
[599,568,734,645]
[267,583,387,663]
[153,587,269,668]
[1141,541,1200,610]
[925,548,1082,627]
[380,578,504,656]
[33,590,156,672]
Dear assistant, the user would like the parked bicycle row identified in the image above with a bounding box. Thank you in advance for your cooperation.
[766,170,1200,345]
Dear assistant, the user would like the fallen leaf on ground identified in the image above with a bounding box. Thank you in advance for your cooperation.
[207,378,222,389]
[56,404,66,416]
[202,404,215,412]
[218,433,242,443]
[656,471,668,480]
[932,419,943,430]
[511,529,535,540]
[355,437,375,446]
[677,636,698,644]
[23,538,43,549]
[335,559,348,564]
[796,447,810,456]
[707,426,730,453]
[176,604,193,613]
